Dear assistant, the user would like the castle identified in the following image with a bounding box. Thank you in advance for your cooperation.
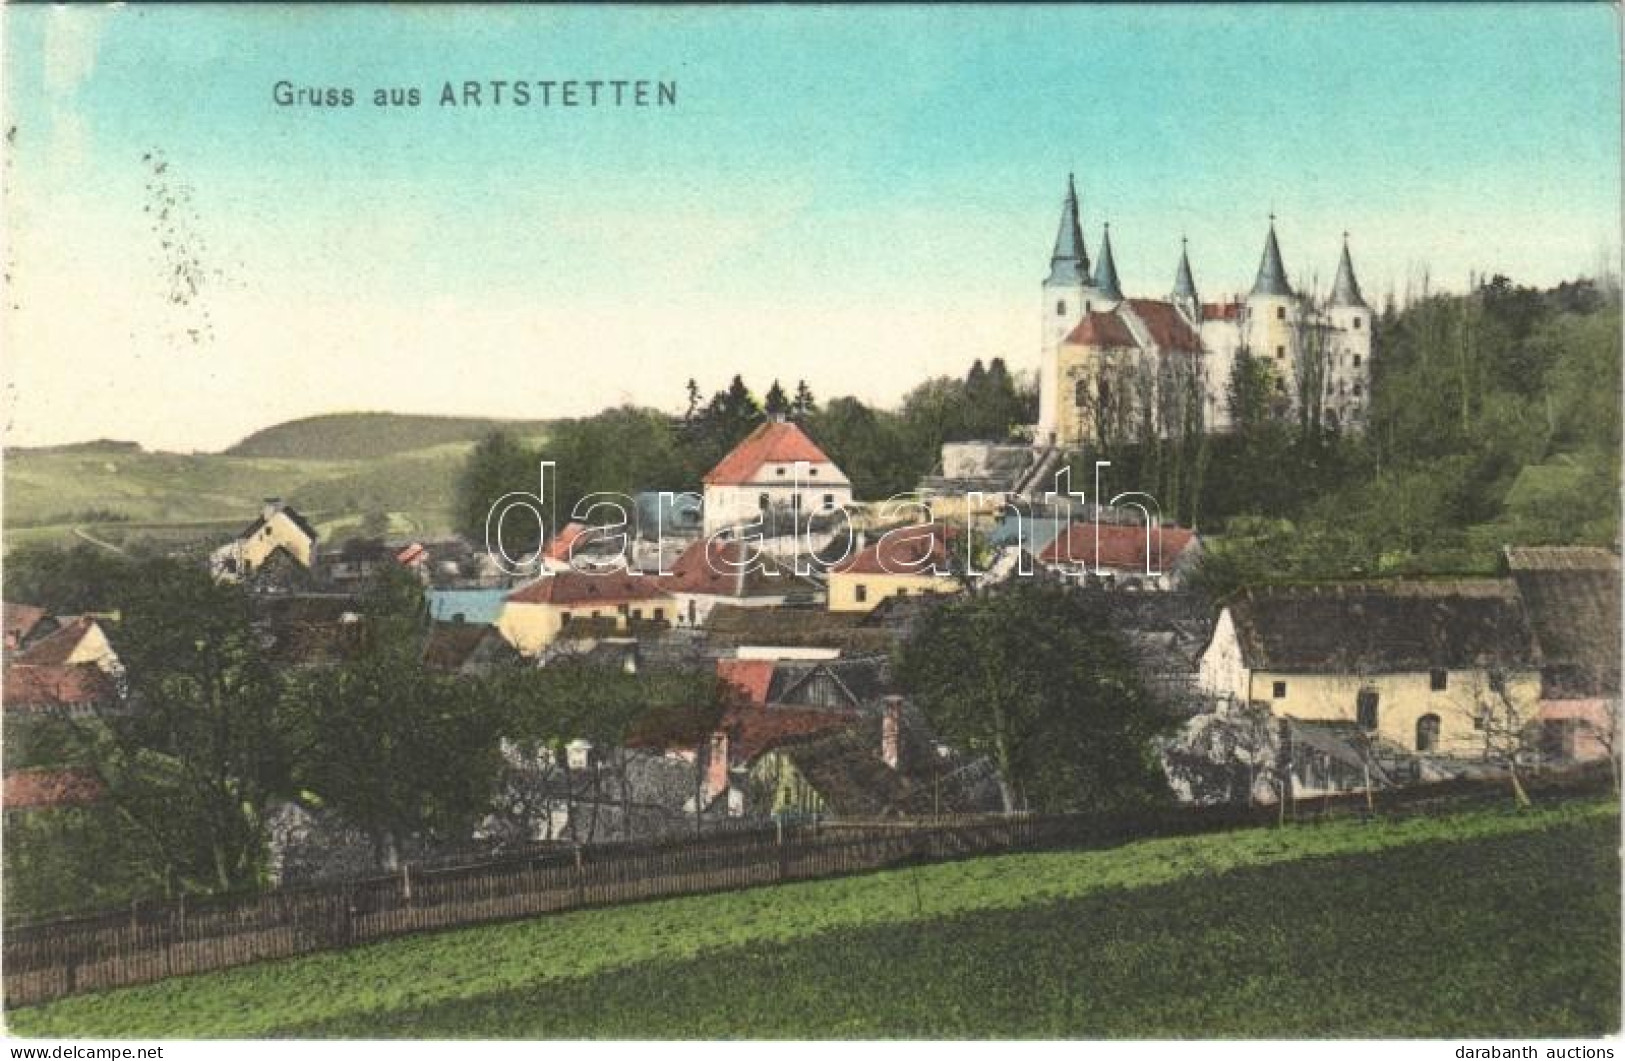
[1035,176,1373,446]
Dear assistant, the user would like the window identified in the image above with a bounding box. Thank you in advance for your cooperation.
[855,585,868,603]
[809,468,818,477]
[653,608,665,622]
[1416,713,1440,753]
[1473,712,1487,731]
[823,494,834,508]
[561,611,572,624]
[776,467,786,477]
[1075,380,1090,408]
[1352,383,1363,397]
[1056,300,1066,316]
[1275,345,1285,359]
[618,603,629,616]
[1272,680,1287,699]
[758,493,771,510]
[1353,354,1362,367]
[1353,316,1363,330]
[1084,301,1092,314]
[1357,688,1380,730]
[1277,307,1286,321]
[1430,669,1448,691]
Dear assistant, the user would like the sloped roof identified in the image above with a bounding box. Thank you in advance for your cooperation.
[660,539,811,598]
[1038,522,1198,571]
[1330,240,1367,309]
[1047,173,1091,285]
[703,604,895,654]
[541,522,590,563]
[773,727,913,817]
[1173,244,1198,302]
[716,659,776,705]
[3,663,118,708]
[506,570,671,607]
[1224,581,1540,674]
[9,616,102,666]
[1064,310,1139,349]
[724,706,856,765]
[1202,302,1242,322]
[1093,224,1123,301]
[1127,299,1203,353]
[767,656,892,707]
[3,603,50,647]
[702,422,841,486]
[1508,551,1620,698]
[422,622,513,673]
[239,502,319,543]
[1250,223,1293,298]
[832,524,955,576]
[4,768,105,810]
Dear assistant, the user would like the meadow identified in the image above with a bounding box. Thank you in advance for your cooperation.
[9,798,1616,1039]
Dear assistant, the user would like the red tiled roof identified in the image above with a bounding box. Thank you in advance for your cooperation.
[716,659,776,705]
[721,706,854,765]
[1202,301,1242,322]
[1127,299,1203,353]
[833,524,955,576]
[3,603,49,648]
[506,569,671,607]
[3,663,117,709]
[11,617,98,667]
[396,543,427,565]
[661,539,798,597]
[1064,311,1138,349]
[4,768,105,810]
[541,522,590,563]
[1038,522,1198,571]
[702,422,838,486]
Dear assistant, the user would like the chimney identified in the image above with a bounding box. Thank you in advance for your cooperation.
[262,497,283,522]
[705,729,731,803]
[881,695,903,770]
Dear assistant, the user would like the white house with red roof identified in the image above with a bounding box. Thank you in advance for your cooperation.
[701,421,852,537]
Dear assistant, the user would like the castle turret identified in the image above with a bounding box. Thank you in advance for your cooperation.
[1093,223,1123,304]
[1250,219,1293,299]
[1329,236,1367,309]
[1172,237,1199,324]
[1244,218,1300,403]
[1324,234,1373,431]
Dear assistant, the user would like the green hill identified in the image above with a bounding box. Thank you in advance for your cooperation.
[10,798,1615,1039]
[224,413,553,460]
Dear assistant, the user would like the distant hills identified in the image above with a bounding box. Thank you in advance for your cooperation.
[223,412,554,460]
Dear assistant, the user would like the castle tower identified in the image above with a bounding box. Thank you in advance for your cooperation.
[1324,234,1373,430]
[1244,218,1300,404]
[1038,175,1094,444]
[1171,237,1199,324]
[1093,223,1124,304]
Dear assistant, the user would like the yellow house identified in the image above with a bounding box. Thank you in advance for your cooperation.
[1198,580,1543,758]
[210,499,319,582]
[828,523,963,613]
[496,569,673,657]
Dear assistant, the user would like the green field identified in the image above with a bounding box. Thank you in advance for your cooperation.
[3,414,552,553]
[8,799,1617,1039]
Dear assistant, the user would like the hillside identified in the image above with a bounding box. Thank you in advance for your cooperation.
[10,798,1615,1038]
[224,413,553,460]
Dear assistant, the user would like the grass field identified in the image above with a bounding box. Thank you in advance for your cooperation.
[3,415,552,553]
[8,799,1617,1039]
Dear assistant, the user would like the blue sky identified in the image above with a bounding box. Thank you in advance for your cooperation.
[4,4,1620,450]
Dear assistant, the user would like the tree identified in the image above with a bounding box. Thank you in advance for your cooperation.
[1460,667,1538,808]
[65,559,293,895]
[897,582,1177,813]
[285,570,503,868]
[791,379,817,420]
[456,430,543,556]
[763,379,790,419]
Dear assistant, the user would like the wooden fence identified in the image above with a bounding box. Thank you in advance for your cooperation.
[5,768,1608,1008]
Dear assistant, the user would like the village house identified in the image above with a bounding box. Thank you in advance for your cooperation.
[8,615,122,675]
[827,523,964,613]
[496,570,672,657]
[1197,580,1543,760]
[2,662,121,720]
[3,602,58,653]
[2,767,105,817]
[210,499,319,586]
[660,538,824,627]
[701,420,853,538]
[1036,521,1201,590]
[1505,546,1621,764]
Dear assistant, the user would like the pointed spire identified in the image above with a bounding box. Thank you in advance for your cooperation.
[1330,233,1367,308]
[1046,174,1091,285]
[1173,236,1198,304]
[1250,215,1293,298]
[1094,223,1123,301]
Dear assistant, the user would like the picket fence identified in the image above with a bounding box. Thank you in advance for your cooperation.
[5,769,1607,1008]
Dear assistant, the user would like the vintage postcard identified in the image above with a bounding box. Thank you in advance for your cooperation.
[1,2,1620,1051]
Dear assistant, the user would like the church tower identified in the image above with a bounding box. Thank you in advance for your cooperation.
[1038,175,1093,443]
[1093,223,1124,305]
